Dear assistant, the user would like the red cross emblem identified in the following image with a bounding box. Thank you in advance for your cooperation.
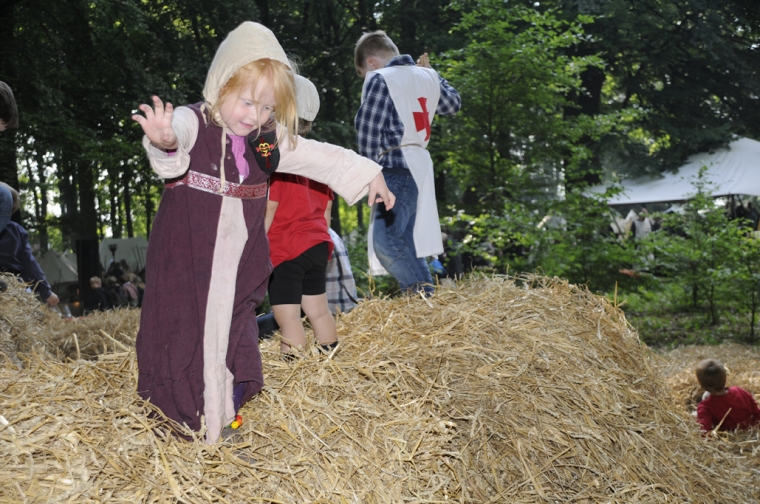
[256,140,272,157]
[413,97,431,141]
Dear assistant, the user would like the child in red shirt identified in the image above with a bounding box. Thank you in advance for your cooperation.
[696,358,760,432]
[265,76,338,358]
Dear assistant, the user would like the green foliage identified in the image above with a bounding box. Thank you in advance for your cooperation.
[541,0,760,174]
[440,190,639,293]
[439,2,609,210]
[619,169,760,344]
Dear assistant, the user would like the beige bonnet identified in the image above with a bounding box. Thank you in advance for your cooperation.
[294,75,320,121]
[201,21,292,190]
[202,22,292,110]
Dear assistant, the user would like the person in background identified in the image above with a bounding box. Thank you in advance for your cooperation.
[0,181,14,238]
[0,81,18,133]
[0,81,20,293]
[265,75,339,358]
[630,208,653,240]
[257,228,358,339]
[0,183,13,293]
[88,276,114,312]
[105,275,128,308]
[0,183,59,307]
[696,358,760,432]
[122,272,140,308]
[354,30,461,296]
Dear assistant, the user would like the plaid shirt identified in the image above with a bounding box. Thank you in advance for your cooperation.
[326,228,358,314]
[355,55,462,169]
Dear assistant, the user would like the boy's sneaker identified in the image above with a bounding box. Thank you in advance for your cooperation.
[319,341,338,355]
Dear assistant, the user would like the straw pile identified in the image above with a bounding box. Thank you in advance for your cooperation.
[1,274,758,502]
[660,342,760,488]
[0,273,138,363]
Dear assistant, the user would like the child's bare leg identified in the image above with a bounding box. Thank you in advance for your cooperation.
[301,293,337,346]
[272,304,307,353]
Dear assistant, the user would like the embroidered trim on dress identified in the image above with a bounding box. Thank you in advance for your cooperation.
[165,170,267,199]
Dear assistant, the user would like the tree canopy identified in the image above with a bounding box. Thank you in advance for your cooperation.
[1,0,757,255]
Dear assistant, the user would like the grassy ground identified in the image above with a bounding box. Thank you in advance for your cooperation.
[612,278,760,348]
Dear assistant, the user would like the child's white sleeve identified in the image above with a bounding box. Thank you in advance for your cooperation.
[277,133,382,205]
[141,106,199,179]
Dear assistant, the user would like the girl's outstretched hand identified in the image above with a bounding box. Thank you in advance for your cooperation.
[368,173,396,210]
[132,96,178,150]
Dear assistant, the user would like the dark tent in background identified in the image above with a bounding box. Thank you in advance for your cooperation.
[99,237,148,275]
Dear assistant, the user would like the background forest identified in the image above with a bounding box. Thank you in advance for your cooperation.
[1,0,759,345]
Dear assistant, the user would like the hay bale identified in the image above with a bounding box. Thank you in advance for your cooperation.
[0,275,756,502]
[0,272,139,363]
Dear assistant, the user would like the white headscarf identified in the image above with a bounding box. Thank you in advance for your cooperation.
[295,75,320,121]
[203,22,291,114]
[201,22,292,189]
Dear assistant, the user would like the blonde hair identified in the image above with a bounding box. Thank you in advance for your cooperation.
[90,276,102,288]
[211,58,299,145]
[354,30,399,75]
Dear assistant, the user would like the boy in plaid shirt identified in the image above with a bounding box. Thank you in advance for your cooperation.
[355,31,461,296]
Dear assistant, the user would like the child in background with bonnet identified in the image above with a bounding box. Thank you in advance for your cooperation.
[132,21,394,444]
[265,76,338,359]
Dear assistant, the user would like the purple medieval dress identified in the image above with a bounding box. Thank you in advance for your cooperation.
[136,99,382,443]
[136,104,272,439]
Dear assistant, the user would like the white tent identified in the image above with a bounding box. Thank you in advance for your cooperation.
[38,249,78,286]
[588,137,760,206]
[99,237,148,273]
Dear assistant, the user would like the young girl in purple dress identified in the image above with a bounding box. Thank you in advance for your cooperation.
[132,21,394,444]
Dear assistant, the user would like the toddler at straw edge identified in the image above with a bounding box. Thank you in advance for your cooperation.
[695,358,760,432]
[131,21,394,445]
[265,76,339,359]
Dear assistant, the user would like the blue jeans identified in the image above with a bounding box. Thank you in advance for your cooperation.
[0,185,12,234]
[373,173,434,295]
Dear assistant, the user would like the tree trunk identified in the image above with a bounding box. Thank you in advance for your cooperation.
[76,159,100,242]
[563,65,605,191]
[109,171,121,238]
[58,151,79,251]
[35,150,49,252]
[255,0,269,26]
[123,168,133,238]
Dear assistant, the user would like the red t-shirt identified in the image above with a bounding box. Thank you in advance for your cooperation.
[267,173,334,268]
[696,386,760,431]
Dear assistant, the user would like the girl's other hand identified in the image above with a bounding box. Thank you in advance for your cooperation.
[132,96,178,150]
[368,173,396,210]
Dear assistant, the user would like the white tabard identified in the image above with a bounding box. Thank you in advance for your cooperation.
[363,65,444,276]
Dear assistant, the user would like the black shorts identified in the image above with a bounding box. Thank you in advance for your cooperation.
[268,242,329,306]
